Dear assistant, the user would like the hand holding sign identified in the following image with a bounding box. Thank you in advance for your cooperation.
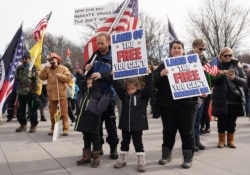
[163,53,211,100]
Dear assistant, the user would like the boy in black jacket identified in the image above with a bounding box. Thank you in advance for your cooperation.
[75,76,110,168]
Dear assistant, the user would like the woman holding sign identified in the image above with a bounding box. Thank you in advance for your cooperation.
[154,40,198,169]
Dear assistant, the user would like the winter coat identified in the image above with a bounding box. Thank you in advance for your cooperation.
[212,59,247,116]
[39,65,73,100]
[74,79,110,134]
[86,47,115,97]
[113,74,152,132]
[16,63,39,95]
[154,62,198,108]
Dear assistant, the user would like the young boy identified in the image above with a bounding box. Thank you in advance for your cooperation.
[75,76,110,168]
[112,72,152,172]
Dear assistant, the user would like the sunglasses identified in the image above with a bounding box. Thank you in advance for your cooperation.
[22,57,29,60]
[223,54,233,58]
[199,48,206,51]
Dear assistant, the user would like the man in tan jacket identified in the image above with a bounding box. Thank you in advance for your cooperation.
[39,53,73,136]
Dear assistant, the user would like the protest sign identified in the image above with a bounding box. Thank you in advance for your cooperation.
[164,53,211,100]
[74,4,113,25]
[111,29,148,80]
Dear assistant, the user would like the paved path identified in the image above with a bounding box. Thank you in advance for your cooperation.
[0,109,250,175]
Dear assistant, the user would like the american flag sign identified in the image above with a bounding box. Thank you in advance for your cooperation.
[83,0,138,64]
[203,57,219,76]
[33,12,52,41]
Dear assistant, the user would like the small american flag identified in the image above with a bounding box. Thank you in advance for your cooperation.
[0,25,24,106]
[83,0,138,64]
[33,12,52,41]
[203,57,219,76]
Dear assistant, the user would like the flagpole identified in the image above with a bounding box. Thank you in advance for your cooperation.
[107,0,130,34]
[84,0,131,76]
[29,12,52,71]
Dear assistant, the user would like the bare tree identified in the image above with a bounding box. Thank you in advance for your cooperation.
[187,0,250,58]
[139,12,168,64]
[23,29,84,66]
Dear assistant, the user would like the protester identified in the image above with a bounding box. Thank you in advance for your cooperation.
[113,72,152,172]
[39,53,73,136]
[15,51,39,133]
[75,76,110,168]
[187,38,208,151]
[6,79,18,122]
[154,40,198,168]
[38,83,48,122]
[74,65,84,113]
[212,47,247,148]
[147,60,156,115]
[84,32,119,159]
[243,65,250,117]
[64,63,77,126]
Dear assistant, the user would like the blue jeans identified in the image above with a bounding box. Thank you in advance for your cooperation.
[194,100,205,138]
[245,92,250,115]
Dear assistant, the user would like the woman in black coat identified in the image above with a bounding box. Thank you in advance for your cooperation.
[212,47,247,149]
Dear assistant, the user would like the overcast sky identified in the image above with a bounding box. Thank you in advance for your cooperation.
[1,0,250,55]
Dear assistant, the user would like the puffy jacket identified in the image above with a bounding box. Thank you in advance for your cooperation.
[212,59,247,116]
[113,74,152,132]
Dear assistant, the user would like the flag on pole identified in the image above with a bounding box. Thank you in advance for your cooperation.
[66,48,71,57]
[33,11,52,41]
[168,18,178,43]
[65,48,72,64]
[30,32,44,71]
[83,0,138,64]
[0,25,24,111]
[31,12,52,95]
[203,57,219,76]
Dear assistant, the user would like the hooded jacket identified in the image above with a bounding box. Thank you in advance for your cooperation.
[113,74,152,132]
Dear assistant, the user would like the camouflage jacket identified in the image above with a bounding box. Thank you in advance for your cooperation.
[16,63,39,95]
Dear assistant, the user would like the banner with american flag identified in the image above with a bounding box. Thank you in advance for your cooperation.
[83,0,138,64]
[33,11,52,41]
[0,25,24,111]
[203,57,219,76]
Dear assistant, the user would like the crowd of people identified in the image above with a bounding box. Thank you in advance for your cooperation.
[2,32,249,172]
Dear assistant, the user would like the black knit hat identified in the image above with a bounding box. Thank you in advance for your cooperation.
[22,51,31,59]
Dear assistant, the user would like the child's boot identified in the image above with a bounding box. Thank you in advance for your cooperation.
[76,149,91,165]
[91,150,101,168]
[136,152,146,172]
[114,151,128,168]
